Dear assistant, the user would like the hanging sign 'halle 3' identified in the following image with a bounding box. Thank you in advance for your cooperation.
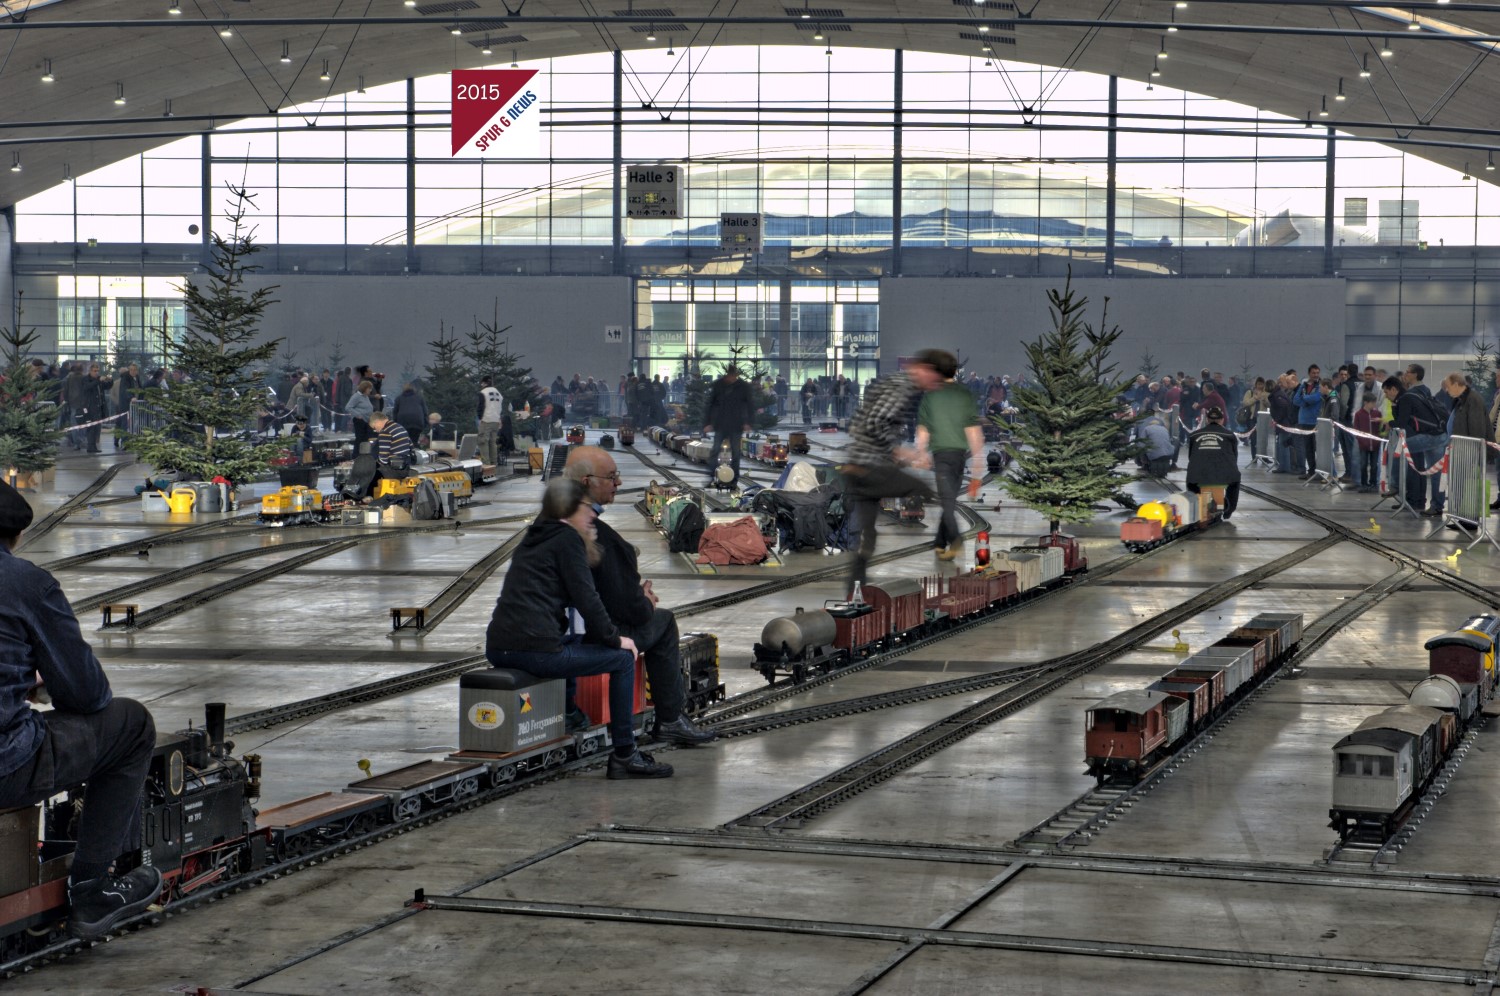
[451,69,542,157]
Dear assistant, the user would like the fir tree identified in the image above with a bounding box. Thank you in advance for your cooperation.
[1466,336,1497,408]
[1002,275,1137,532]
[463,301,539,410]
[0,296,63,476]
[124,186,282,484]
[1138,351,1160,381]
[424,321,477,437]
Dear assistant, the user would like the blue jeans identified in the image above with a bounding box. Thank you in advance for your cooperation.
[488,637,637,749]
[1405,433,1448,511]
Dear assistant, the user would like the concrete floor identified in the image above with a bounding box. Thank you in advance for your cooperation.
[8,433,1500,995]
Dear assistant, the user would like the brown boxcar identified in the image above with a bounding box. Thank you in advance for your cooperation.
[830,603,885,654]
[1425,631,1493,700]
[1162,664,1227,713]
[1084,690,1173,779]
[863,578,926,636]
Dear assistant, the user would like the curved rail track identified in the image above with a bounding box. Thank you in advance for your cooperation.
[15,463,128,551]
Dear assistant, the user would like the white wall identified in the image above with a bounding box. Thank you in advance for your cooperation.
[878,277,1348,381]
[243,273,635,384]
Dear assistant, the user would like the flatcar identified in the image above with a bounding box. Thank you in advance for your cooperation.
[1329,614,1500,842]
[0,635,723,956]
[1120,492,1220,551]
[752,536,1088,684]
[1083,613,1303,781]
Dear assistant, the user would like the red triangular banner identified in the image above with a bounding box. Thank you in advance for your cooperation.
[451,69,540,155]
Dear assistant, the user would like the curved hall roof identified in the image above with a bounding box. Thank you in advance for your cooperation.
[1,0,1498,210]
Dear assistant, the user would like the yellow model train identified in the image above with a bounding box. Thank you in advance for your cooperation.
[370,470,474,505]
[258,486,332,526]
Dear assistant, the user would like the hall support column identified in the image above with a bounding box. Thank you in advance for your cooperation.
[892,49,903,277]
[1323,127,1336,276]
[612,50,624,278]
[778,278,792,382]
[1105,75,1117,276]
[0,207,13,335]
[406,78,418,273]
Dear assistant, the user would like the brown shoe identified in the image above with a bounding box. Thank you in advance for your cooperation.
[936,543,961,562]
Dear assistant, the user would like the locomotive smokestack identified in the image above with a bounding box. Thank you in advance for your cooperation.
[205,702,226,749]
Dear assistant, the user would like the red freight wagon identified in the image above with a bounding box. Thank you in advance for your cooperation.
[1084,690,1173,779]
[1162,664,1227,714]
[830,602,884,654]
[863,578,926,637]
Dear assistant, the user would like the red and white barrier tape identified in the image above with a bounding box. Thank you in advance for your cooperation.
[67,412,129,431]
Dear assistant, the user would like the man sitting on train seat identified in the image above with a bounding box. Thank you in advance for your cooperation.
[564,446,717,747]
[0,481,162,940]
[1185,405,1241,520]
[368,410,413,489]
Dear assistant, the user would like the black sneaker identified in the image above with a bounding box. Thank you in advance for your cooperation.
[652,715,718,747]
[1419,507,1443,518]
[607,749,674,779]
[564,707,591,733]
[68,865,164,941]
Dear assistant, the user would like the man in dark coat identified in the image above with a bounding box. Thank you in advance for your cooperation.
[703,365,754,489]
[1185,406,1241,520]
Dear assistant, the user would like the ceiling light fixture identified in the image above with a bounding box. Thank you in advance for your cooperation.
[319,60,331,81]
[167,2,181,13]
[40,59,53,83]
[1167,10,1177,32]
[1463,162,1471,180]
[800,0,810,18]
[1146,81,1154,91]
[357,75,366,93]
[978,23,990,33]
[1360,53,1372,77]
[647,23,657,41]
[667,40,675,55]
[220,25,233,38]
[813,25,824,40]
[1318,96,1328,117]
[280,41,292,64]
[1487,153,1496,171]
[1175,1,1187,7]
[114,83,126,106]
[1335,78,1346,100]
[1381,38,1393,57]
[9,153,20,174]
[1150,58,1161,77]
[163,98,174,118]
[481,38,493,55]
[451,26,463,35]
[511,49,519,68]
[1158,36,1168,59]
[1407,18,1420,31]
[405,0,417,6]
[826,43,832,56]
[982,43,992,53]
[62,163,70,180]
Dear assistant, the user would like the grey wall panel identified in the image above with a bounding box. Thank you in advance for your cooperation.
[243,274,634,385]
[878,277,1348,378]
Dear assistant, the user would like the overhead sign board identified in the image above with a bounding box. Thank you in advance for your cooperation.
[719,212,763,253]
[626,165,680,219]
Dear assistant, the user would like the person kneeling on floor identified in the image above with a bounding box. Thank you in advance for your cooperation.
[485,477,672,779]
[0,481,162,940]
[1185,405,1241,520]
[565,446,716,747]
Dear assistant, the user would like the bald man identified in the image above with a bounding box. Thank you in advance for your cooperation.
[563,446,716,747]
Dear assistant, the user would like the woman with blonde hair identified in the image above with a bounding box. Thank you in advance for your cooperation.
[485,478,671,779]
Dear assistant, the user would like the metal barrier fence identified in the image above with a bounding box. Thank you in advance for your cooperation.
[1253,410,1274,468]
[1166,404,1180,445]
[1376,427,1416,518]
[1441,434,1499,550]
[1308,418,1340,489]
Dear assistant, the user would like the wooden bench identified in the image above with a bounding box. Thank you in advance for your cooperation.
[101,603,138,627]
[390,607,427,631]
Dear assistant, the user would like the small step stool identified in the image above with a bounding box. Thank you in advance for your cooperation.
[101,603,138,627]
[390,607,427,631]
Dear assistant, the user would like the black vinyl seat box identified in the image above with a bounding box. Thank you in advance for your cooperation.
[461,668,542,692]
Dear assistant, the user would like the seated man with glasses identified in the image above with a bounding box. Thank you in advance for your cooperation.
[563,446,717,747]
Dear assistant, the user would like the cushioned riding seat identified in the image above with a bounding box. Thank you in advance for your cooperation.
[461,668,543,692]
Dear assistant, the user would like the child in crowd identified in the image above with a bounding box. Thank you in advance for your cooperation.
[1353,394,1383,493]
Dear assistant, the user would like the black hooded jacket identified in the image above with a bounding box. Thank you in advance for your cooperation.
[485,520,621,656]
[591,513,655,629]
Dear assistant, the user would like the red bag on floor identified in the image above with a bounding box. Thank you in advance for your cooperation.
[696,516,769,566]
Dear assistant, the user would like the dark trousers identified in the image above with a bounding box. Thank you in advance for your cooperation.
[0,699,155,883]
[1296,426,1316,473]
[353,418,372,453]
[488,638,637,748]
[709,429,742,486]
[618,607,685,724]
[845,465,934,596]
[931,450,966,549]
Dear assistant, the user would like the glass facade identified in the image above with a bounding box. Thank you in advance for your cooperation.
[12,46,1500,363]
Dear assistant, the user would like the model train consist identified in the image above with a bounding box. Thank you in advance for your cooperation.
[0,635,722,958]
[261,458,486,525]
[753,533,1088,683]
[1120,491,1222,551]
[645,426,790,472]
[1084,612,1304,782]
[1329,614,1500,843]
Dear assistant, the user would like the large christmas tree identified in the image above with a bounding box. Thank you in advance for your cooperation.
[124,187,282,484]
[1003,276,1136,532]
[0,302,62,476]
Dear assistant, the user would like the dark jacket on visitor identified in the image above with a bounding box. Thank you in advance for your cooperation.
[0,547,112,778]
[706,377,754,433]
[590,513,655,629]
[391,388,428,430]
[1449,385,1489,441]
[485,520,621,656]
[1185,423,1241,486]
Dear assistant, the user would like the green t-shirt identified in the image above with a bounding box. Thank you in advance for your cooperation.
[918,381,980,452]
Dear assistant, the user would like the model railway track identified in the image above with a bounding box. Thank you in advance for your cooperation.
[1241,485,1500,608]
[14,463,128,551]
[623,447,735,510]
[388,528,529,636]
[723,533,1340,830]
[1016,567,1419,850]
[37,514,263,571]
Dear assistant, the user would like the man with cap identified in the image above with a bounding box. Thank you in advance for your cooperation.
[1185,405,1242,520]
[0,481,162,940]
